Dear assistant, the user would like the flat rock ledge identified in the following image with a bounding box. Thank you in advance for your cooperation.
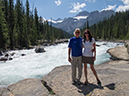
[107,46,129,61]
[42,61,129,96]
[0,79,52,96]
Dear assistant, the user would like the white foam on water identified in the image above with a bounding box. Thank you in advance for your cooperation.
[0,42,124,86]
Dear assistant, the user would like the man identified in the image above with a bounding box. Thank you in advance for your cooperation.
[68,28,83,85]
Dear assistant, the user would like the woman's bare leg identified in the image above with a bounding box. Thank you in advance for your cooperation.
[84,63,88,83]
[90,64,101,84]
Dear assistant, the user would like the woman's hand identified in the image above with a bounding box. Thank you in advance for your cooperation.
[93,56,96,61]
[91,49,95,52]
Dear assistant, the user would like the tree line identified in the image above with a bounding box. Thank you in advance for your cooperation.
[0,0,71,50]
[81,10,129,40]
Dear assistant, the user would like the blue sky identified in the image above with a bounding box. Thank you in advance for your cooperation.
[22,0,129,20]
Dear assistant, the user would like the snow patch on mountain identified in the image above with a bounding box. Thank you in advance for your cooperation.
[48,19,64,24]
[73,16,88,20]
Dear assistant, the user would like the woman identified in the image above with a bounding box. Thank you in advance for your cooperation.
[82,29,101,85]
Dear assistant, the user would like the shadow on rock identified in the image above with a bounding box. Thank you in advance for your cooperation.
[75,82,104,96]
[104,83,115,90]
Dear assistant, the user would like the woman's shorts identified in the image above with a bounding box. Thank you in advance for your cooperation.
[82,56,94,65]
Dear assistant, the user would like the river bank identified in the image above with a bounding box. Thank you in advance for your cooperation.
[0,39,69,62]
[0,41,128,96]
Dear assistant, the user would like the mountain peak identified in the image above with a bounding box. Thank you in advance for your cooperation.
[50,10,115,34]
[76,11,90,16]
[56,18,62,21]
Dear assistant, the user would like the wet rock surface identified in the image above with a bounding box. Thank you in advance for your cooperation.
[107,46,129,61]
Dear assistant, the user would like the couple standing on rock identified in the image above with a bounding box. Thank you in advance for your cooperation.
[68,28,101,85]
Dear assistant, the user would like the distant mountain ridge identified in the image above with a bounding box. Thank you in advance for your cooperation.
[48,10,115,34]
[76,11,90,16]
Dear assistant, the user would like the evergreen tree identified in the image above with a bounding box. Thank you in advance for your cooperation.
[24,0,30,47]
[39,16,44,40]
[8,0,14,49]
[34,7,39,39]
[0,0,8,49]
[4,0,9,23]
[46,20,50,41]
[86,19,89,29]
[14,0,24,48]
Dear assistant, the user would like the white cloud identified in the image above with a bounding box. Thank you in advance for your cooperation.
[85,0,96,3]
[55,0,61,6]
[121,0,129,5]
[116,5,129,11]
[101,5,116,11]
[116,0,129,12]
[69,2,86,13]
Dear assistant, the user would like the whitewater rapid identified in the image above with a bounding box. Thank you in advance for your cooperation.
[0,41,124,87]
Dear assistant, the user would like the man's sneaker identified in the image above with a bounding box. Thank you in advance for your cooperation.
[77,79,82,85]
[72,80,77,85]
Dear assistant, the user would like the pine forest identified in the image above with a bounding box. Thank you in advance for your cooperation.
[0,0,71,50]
[81,10,129,40]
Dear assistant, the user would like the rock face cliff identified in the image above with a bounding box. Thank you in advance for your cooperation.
[0,43,129,96]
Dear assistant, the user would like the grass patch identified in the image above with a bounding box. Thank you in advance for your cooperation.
[41,80,55,95]
[125,44,128,48]
[49,90,55,95]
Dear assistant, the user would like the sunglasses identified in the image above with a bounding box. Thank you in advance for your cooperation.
[76,32,80,33]
[84,32,88,34]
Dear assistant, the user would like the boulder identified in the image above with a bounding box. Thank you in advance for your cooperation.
[43,43,48,46]
[0,87,6,96]
[107,46,129,61]
[11,52,16,56]
[0,51,4,56]
[42,65,71,85]
[2,89,14,96]
[5,53,9,57]
[102,42,107,45]
[55,39,69,44]
[21,54,26,56]
[3,78,50,96]
[125,41,129,54]
[35,47,45,53]
[9,57,13,60]
[0,57,8,61]
[96,44,100,47]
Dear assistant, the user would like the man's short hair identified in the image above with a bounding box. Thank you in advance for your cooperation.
[73,28,81,36]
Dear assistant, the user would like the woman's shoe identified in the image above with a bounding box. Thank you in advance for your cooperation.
[97,79,101,85]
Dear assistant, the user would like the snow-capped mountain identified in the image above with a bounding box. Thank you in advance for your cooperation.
[44,10,115,34]
[48,18,64,24]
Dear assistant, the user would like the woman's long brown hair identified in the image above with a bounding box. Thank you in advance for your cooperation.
[83,29,93,43]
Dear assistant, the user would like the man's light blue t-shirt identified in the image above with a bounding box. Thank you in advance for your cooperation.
[68,37,83,57]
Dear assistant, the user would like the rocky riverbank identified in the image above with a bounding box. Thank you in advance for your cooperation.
[0,41,129,96]
[0,39,69,62]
